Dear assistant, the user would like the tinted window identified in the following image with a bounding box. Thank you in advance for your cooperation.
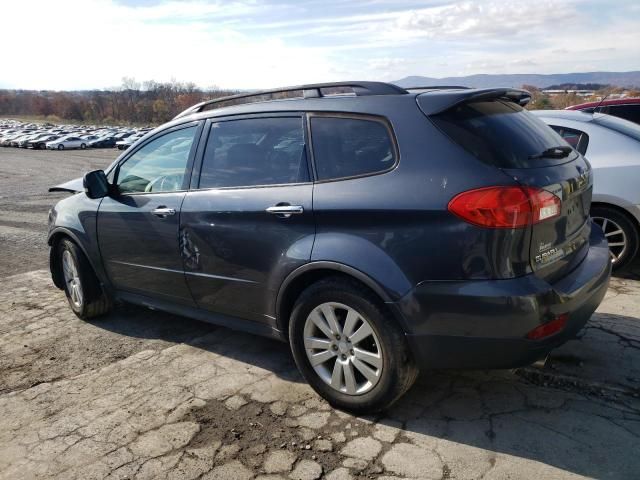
[549,125,589,155]
[608,105,640,124]
[116,126,196,194]
[199,117,308,188]
[310,117,395,180]
[431,100,573,168]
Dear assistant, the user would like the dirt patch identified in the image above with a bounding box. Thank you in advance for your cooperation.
[186,397,388,477]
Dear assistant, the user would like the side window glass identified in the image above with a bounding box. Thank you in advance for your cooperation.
[310,116,395,181]
[609,105,640,124]
[199,117,308,188]
[549,125,589,155]
[116,126,196,194]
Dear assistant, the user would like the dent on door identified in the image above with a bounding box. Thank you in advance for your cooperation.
[179,185,314,324]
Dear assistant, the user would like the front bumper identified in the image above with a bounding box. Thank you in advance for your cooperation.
[396,227,611,369]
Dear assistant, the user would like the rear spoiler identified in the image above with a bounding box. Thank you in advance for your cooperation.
[417,88,531,116]
[49,177,83,194]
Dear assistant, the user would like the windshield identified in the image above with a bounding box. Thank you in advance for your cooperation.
[431,99,575,168]
[593,114,640,142]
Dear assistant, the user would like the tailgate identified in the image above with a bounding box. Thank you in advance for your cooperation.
[423,93,594,282]
[504,155,593,281]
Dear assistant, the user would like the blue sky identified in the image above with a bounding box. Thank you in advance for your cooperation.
[3,0,640,90]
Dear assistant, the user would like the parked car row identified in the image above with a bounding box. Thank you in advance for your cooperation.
[0,119,153,151]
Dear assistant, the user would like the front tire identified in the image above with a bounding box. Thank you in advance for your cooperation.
[289,277,417,413]
[57,144,64,150]
[591,205,639,270]
[80,143,86,149]
[58,239,111,319]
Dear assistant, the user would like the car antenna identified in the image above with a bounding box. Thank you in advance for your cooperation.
[591,91,610,116]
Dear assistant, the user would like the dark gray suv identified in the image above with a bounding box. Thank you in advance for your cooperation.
[48,82,611,412]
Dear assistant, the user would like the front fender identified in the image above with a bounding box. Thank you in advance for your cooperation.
[47,193,108,289]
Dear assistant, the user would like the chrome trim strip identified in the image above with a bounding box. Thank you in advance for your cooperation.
[184,270,258,284]
[110,260,257,284]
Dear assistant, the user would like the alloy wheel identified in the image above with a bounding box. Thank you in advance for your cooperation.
[592,216,628,264]
[62,250,83,309]
[303,302,383,395]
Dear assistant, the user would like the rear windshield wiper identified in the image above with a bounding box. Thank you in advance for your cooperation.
[528,146,573,160]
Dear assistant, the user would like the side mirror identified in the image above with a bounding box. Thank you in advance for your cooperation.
[83,170,110,199]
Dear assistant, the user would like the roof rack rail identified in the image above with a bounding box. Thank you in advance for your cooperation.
[404,85,470,90]
[173,81,408,119]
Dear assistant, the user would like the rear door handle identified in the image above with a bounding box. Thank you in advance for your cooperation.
[151,207,176,217]
[266,205,304,218]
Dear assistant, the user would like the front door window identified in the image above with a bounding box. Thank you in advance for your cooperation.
[116,126,197,194]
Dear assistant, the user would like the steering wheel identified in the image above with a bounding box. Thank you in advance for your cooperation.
[144,173,183,192]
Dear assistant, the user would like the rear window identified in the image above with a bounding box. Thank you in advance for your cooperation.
[549,125,589,155]
[593,113,640,142]
[431,100,574,168]
[310,116,396,181]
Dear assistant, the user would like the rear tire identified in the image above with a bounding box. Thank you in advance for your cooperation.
[289,277,417,413]
[591,205,639,270]
[57,239,112,319]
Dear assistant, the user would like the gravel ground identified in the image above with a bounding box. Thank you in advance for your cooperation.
[0,147,639,479]
[0,147,119,278]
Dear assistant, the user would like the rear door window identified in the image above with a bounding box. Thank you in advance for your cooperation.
[310,116,396,181]
[430,100,575,168]
[198,117,308,189]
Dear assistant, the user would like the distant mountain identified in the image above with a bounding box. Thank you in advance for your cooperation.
[393,71,640,89]
[543,83,609,91]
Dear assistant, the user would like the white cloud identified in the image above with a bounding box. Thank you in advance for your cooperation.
[391,1,577,39]
[2,0,338,89]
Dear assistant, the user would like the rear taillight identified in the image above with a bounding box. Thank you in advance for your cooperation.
[448,186,561,228]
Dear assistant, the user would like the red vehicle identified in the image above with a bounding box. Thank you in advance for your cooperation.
[566,98,640,125]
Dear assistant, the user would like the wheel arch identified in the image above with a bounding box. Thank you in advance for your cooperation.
[48,228,107,292]
[591,201,640,233]
[275,261,408,338]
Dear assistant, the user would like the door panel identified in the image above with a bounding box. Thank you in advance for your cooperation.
[97,123,201,304]
[181,185,314,322]
[180,115,314,323]
[98,193,193,303]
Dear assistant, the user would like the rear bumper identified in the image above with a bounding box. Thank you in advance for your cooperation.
[395,226,611,369]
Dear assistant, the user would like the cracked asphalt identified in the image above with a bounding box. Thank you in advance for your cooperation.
[1,148,639,479]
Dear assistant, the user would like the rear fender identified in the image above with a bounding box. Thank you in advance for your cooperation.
[310,233,413,300]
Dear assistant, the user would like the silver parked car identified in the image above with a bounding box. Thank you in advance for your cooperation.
[46,135,88,150]
[533,110,640,269]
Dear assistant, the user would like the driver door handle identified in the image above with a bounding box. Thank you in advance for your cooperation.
[151,207,176,217]
[266,205,304,218]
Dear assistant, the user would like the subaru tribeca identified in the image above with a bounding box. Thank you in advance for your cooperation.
[48,82,611,412]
